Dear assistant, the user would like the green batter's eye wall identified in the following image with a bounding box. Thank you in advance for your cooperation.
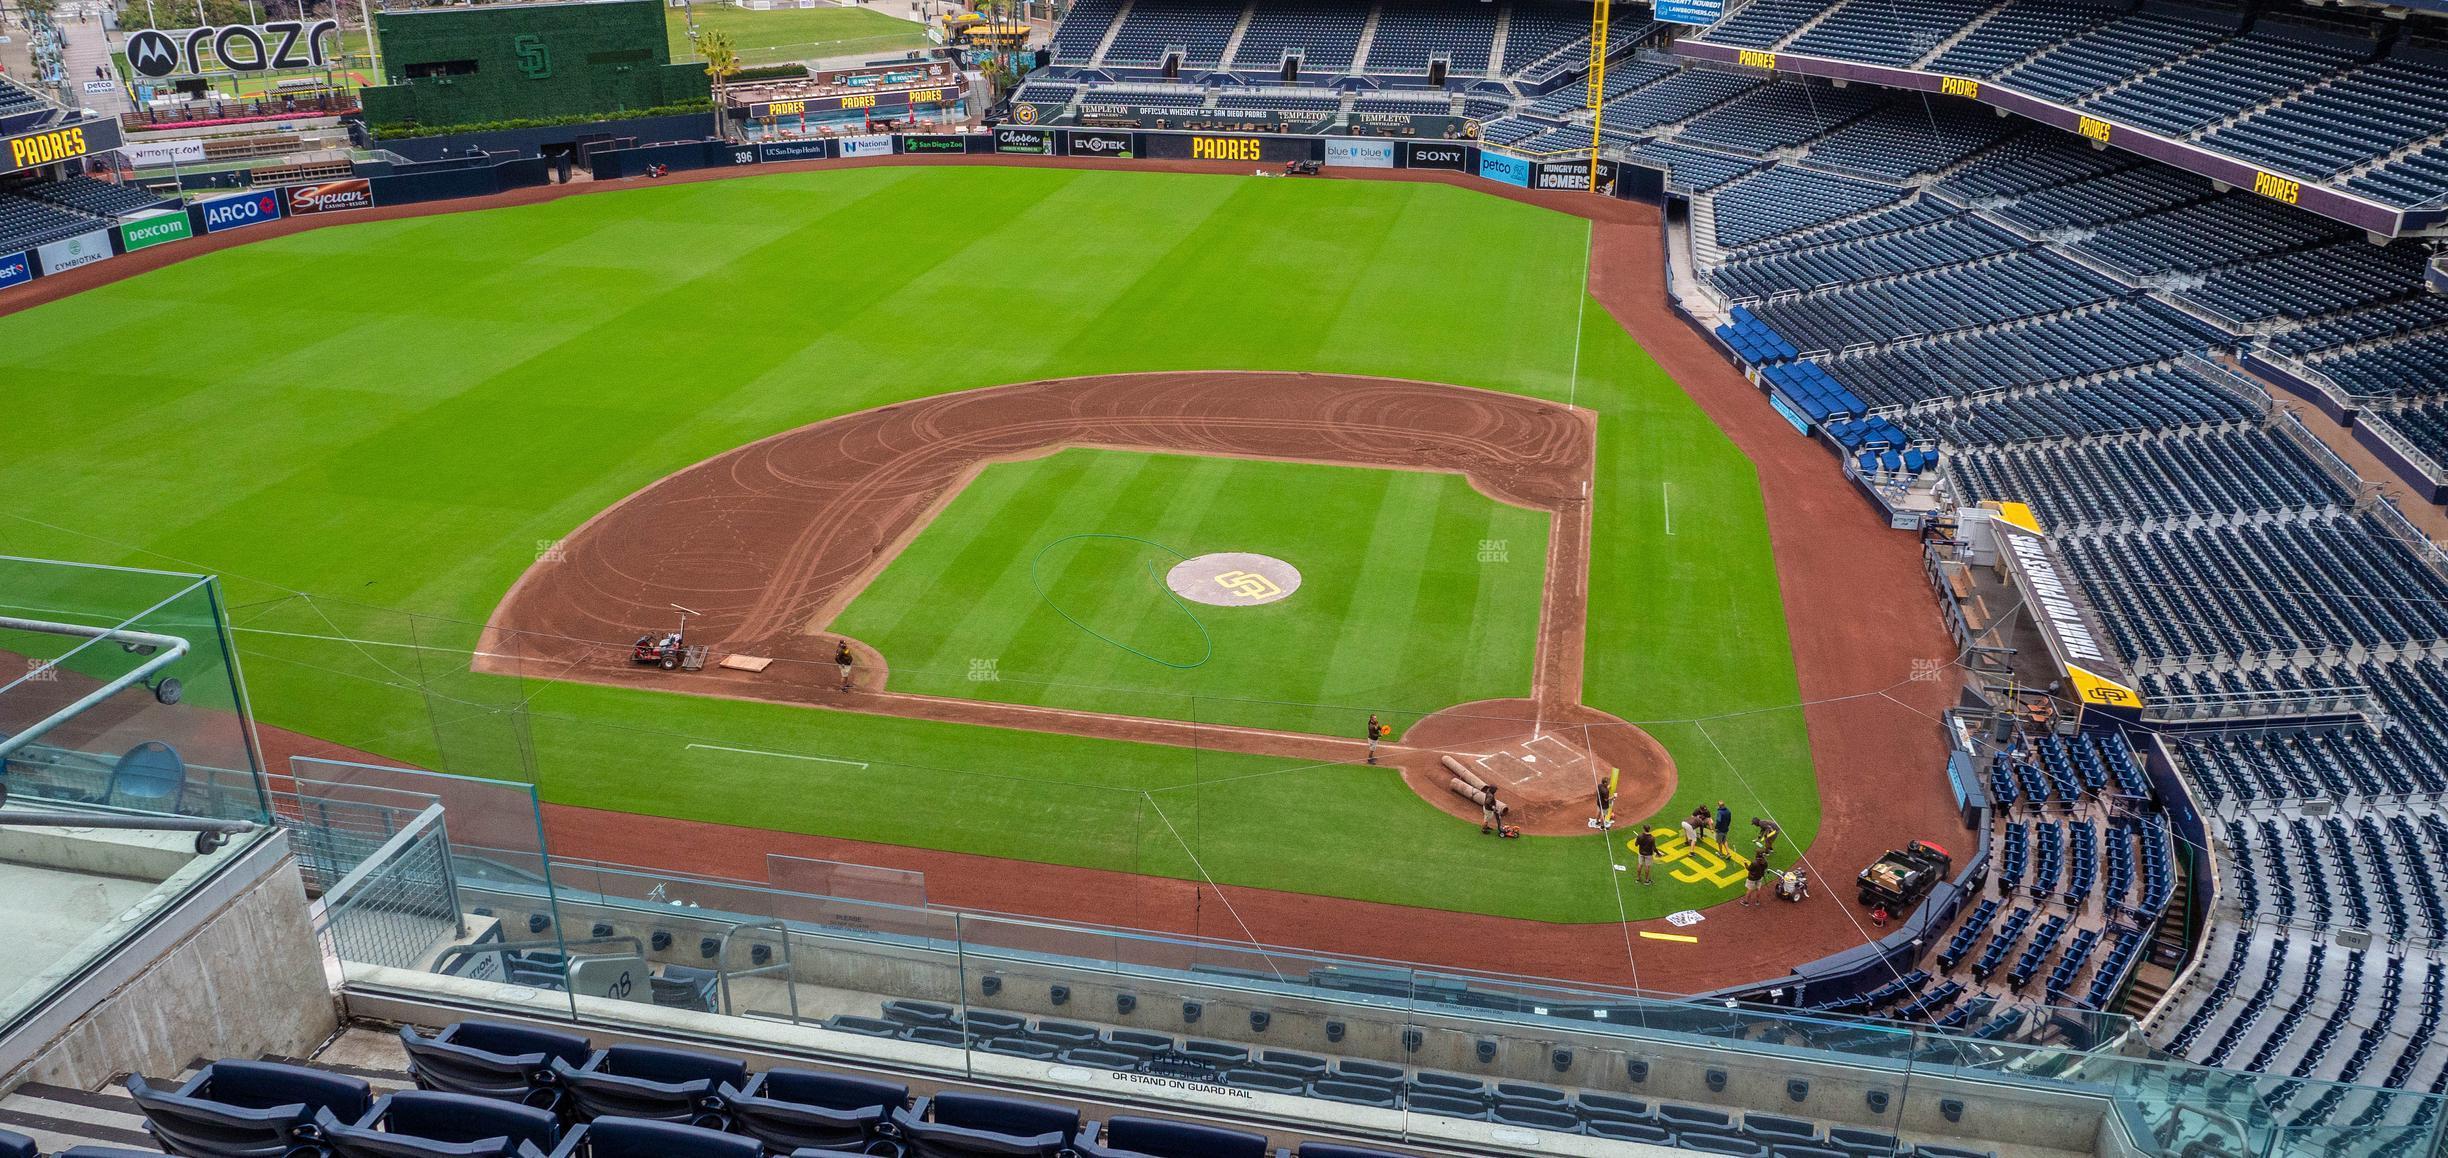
[360,0,710,131]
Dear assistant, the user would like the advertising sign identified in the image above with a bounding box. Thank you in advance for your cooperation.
[1064,130,1134,159]
[196,188,282,233]
[124,19,337,79]
[993,127,1051,155]
[35,228,113,275]
[284,178,374,215]
[1655,0,1724,24]
[1323,138,1395,168]
[116,210,193,253]
[839,134,894,158]
[1477,149,1532,188]
[756,137,832,163]
[3,123,103,174]
[899,134,968,154]
[1401,141,1470,171]
[0,250,29,291]
[1534,157,1618,191]
[81,79,115,93]
[121,138,208,168]
[1188,135,1264,162]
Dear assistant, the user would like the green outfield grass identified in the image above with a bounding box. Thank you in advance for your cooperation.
[0,166,1815,924]
[666,5,933,66]
[832,449,1552,733]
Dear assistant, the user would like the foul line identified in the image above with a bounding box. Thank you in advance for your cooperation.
[1662,480,1674,536]
[1568,219,1593,411]
[684,742,869,769]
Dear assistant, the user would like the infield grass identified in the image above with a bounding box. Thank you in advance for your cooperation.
[832,448,1551,734]
[0,166,1817,926]
[665,5,932,66]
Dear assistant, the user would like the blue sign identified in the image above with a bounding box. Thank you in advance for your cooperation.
[1477,150,1532,188]
[197,189,282,234]
[0,250,29,291]
[1655,0,1724,24]
[757,138,832,163]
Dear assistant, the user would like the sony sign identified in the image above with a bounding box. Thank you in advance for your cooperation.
[125,19,338,79]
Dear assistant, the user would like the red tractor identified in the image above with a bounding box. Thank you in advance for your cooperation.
[630,605,700,670]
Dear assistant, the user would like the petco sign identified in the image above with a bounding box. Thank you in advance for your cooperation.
[124,19,338,79]
[0,250,30,291]
[284,178,374,215]
[197,189,282,233]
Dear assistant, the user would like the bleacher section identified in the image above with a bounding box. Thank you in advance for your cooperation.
[1651,46,2448,1097]
[1690,0,2448,216]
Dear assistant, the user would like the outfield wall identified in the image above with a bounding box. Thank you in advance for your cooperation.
[0,129,1666,301]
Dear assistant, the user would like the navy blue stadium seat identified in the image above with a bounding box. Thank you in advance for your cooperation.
[720,1069,906,1154]
[128,1061,375,1158]
[888,1092,1081,1158]
[0,1129,35,1158]
[401,1022,592,1110]
[319,1091,560,1158]
[543,1118,758,1158]
[550,1046,747,1126]
[1078,1116,1269,1158]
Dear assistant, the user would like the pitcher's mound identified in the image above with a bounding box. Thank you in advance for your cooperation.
[1397,700,1678,837]
[1166,552,1301,606]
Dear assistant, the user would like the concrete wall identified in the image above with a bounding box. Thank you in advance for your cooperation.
[1,833,337,1091]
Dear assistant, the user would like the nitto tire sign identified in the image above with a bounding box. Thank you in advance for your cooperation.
[197,189,282,233]
[0,251,30,291]
[125,19,337,79]
[994,127,1051,155]
[35,228,113,275]
[1402,141,1469,171]
[285,178,374,215]
[1064,130,1133,159]
[756,138,832,163]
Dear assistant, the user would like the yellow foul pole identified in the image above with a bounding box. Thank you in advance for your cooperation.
[1585,0,1610,193]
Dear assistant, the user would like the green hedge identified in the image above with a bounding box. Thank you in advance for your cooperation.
[371,101,715,140]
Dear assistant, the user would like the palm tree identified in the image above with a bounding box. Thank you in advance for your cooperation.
[700,28,741,134]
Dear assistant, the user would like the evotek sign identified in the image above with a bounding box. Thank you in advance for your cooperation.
[126,19,337,78]
[1065,130,1133,159]
[197,189,282,233]
[285,178,374,215]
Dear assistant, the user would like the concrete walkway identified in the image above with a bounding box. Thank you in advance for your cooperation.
[51,0,130,118]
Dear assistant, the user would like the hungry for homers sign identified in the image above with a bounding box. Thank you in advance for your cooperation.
[124,19,338,79]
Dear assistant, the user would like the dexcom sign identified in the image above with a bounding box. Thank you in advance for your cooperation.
[197,189,282,234]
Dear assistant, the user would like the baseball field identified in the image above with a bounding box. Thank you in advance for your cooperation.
[0,165,1820,934]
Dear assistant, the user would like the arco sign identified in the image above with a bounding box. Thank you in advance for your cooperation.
[125,19,338,79]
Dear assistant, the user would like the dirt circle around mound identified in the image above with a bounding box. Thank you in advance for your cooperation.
[1396,699,1678,838]
[1165,552,1302,607]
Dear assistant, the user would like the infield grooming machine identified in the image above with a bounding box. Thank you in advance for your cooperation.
[1857,839,1953,913]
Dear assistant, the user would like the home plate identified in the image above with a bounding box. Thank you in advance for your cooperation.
[719,655,774,672]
